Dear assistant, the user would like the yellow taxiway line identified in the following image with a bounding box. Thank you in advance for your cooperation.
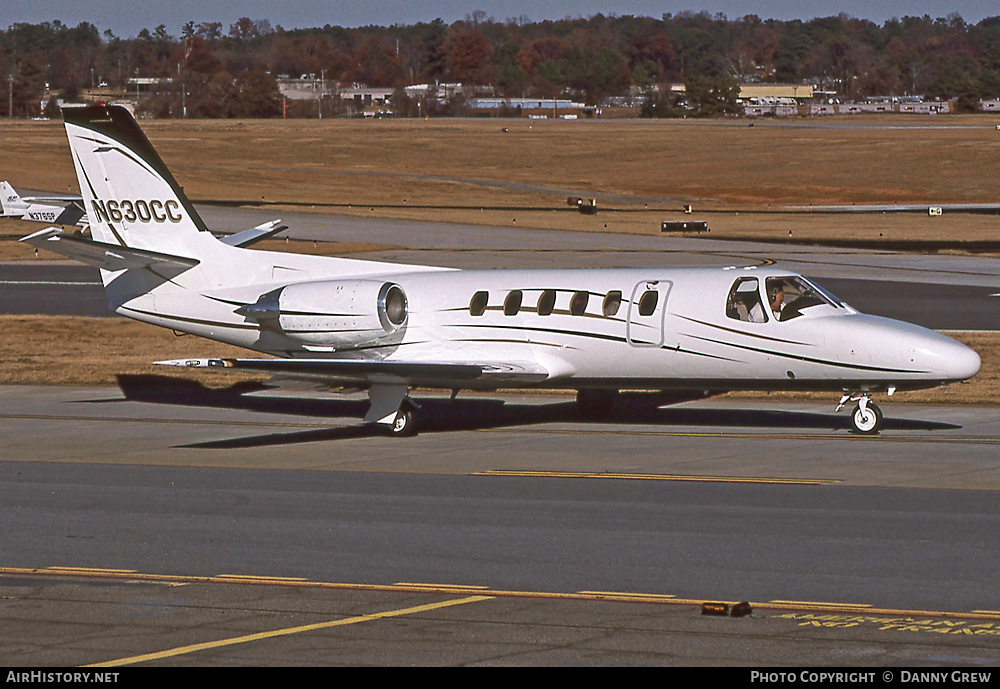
[5,565,1000,622]
[475,469,838,485]
[5,565,1000,666]
[84,595,493,667]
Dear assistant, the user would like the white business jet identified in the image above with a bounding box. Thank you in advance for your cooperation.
[21,104,980,436]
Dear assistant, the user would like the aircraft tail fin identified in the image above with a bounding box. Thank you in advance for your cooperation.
[0,181,22,216]
[61,104,215,257]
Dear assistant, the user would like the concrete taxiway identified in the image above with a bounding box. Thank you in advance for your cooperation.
[3,384,1000,490]
[4,384,1000,666]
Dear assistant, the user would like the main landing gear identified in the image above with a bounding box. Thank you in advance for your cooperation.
[388,403,418,437]
[837,393,883,434]
[366,383,420,437]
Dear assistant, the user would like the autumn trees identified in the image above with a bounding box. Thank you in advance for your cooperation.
[2,12,1000,118]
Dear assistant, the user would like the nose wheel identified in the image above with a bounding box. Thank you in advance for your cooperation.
[838,393,883,434]
[851,401,883,434]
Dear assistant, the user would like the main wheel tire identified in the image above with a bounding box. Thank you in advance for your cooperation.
[389,407,417,437]
[851,402,883,434]
[576,389,616,418]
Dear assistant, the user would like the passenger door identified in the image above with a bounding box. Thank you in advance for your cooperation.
[626,280,672,347]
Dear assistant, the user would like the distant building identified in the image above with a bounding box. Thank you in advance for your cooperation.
[809,104,836,115]
[807,100,951,115]
[125,77,173,97]
[899,101,950,114]
[277,76,326,101]
[466,97,587,117]
[405,83,463,101]
[851,102,895,113]
[338,86,393,107]
[739,84,814,102]
[744,103,798,117]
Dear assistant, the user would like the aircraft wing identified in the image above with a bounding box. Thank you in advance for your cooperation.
[20,193,84,203]
[2,201,86,225]
[218,219,288,248]
[20,203,87,226]
[20,227,198,272]
[155,357,552,387]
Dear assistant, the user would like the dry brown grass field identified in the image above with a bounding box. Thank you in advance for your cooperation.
[0,316,261,386]
[2,114,1000,244]
[1,114,998,400]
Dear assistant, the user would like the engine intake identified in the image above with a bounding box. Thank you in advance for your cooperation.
[240,279,408,349]
[378,282,407,330]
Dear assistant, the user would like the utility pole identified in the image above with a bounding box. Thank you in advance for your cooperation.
[8,75,13,119]
[318,69,326,119]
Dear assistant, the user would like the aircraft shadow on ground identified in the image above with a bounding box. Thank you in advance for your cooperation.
[111,375,961,449]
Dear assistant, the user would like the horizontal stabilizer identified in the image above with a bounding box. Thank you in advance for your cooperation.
[155,357,551,387]
[21,193,84,203]
[20,227,199,272]
[218,219,288,248]
[52,204,87,226]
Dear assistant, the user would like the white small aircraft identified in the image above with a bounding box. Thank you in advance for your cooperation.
[21,104,981,436]
[3,179,288,248]
[1,180,86,226]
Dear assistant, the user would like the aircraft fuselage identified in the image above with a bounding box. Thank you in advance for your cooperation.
[120,261,980,395]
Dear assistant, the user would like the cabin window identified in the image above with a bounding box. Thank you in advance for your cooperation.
[537,290,556,316]
[469,290,489,316]
[637,290,658,317]
[504,290,523,316]
[602,291,622,317]
[570,291,589,315]
[726,278,766,323]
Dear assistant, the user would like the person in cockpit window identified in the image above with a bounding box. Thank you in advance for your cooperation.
[769,282,785,320]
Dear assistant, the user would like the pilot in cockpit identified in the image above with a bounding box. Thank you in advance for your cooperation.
[769,282,785,320]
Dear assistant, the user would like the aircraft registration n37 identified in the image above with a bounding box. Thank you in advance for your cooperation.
[1,180,86,226]
[21,104,980,436]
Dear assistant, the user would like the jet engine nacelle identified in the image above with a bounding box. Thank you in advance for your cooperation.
[245,280,408,349]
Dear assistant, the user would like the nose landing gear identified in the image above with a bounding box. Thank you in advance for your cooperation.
[837,393,883,434]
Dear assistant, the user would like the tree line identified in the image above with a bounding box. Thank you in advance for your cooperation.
[2,11,999,118]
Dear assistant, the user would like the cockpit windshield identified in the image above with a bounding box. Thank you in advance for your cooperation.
[765,276,841,321]
[726,275,846,324]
